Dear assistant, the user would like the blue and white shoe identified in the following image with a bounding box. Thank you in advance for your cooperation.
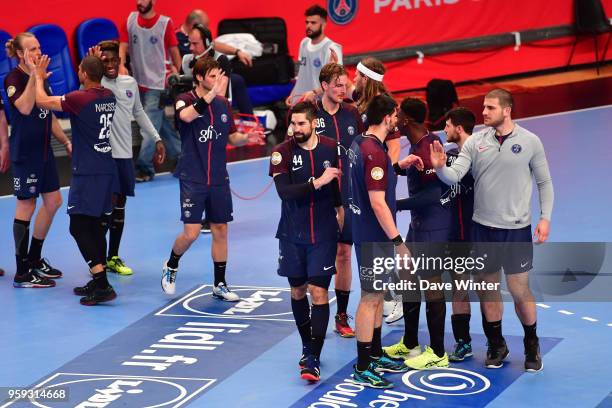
[212,283,240,302]
[372,351,410,373]
[449,340,473,362]
[350,363,394,389]
[161,261,177,295]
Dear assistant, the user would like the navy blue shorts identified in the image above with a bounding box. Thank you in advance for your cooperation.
[355,242,397,293]
[338,207,353,244]
[114,158,135,197]
[180,180,233,224]
[12,158,59,199]
[470,222,533,275]
[68,174,117,217]
[278,240,337,280]
[407,228,452,277]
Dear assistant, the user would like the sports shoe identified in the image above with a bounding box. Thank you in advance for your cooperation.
[385,299,403,324]
[31,258,62,279]
[300,355,321,382]
[80,285,117,306]
[449,340,473,362]
[485,339,509,369]
[524,337,543,372]
[13,271,56,288]
[405,346,449,370]
[383,336,422,359]
[372,351,409,373]
[200,219,211,233]
[299,345,311,368]
[73,279,97,296]
[334,313,355,338]
[212,283,240,302]
[161,261,178,295]
[383,299,394,317]
[106,256,133,275]
[0,267,5,276]
[350,363,394,389]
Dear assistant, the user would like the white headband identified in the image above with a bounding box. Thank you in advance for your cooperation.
[357,62,384,82]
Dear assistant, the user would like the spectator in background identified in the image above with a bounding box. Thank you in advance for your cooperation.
[176,9,209,57]
[286,5,342,106]
[119,0,181,182]
[181,23,254,115]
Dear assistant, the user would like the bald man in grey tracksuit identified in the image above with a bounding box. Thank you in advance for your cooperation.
[430,89,553,373]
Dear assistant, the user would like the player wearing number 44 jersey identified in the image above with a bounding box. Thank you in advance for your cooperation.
[161,57,264,299]
[35,55,119,306]
[270,101,343,383]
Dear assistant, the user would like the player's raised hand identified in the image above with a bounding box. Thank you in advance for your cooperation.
[212,71,229,95]
[87,46,102,58]
[34,55,52,80]
[429,140,447,169]
[23,49,36,72]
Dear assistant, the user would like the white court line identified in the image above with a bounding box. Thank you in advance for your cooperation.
[536,303,551,309]
[582,316,598,322]
[558,310,574,315]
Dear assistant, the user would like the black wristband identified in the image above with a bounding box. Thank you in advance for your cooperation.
[308,177,316,191]
[393,162,402,174]
[193,98,208,115]
[391,234,403,247]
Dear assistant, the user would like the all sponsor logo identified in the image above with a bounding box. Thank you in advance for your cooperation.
[199,126,220,143]
[271,152,282,166]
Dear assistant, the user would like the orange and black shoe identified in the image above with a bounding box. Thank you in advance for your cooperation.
[300,355,321,382]
[80,284,117,306]
[335,313,355,338]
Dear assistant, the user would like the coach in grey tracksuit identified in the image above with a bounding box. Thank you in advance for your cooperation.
[430,89,553,373]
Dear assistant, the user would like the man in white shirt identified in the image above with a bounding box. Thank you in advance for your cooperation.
[287,5,343,106]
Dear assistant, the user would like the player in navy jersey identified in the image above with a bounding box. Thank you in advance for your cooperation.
[348,94,411,389]
[269,101,342,382]
[161,57,264,299]
[383,98,450,369]
[4,32,72,288]
[443,107,476,362]
[0,98,8,277]
[34,55,118,306]
[313,63,365,338]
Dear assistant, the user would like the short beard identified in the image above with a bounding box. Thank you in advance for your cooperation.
[306,27,322,39]
[293,132,310,144]
[137,1,153,14]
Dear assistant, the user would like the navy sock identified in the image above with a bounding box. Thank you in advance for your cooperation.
[310,303,330,358]
[291,297,311,348]
[214,261,227,286]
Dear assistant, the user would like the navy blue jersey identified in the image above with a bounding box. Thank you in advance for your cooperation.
[61,88,117,175]
[175,92,236,186]
[269,135,340,245]
[445,147,475,241]
[4,67,53,164]
[348,134,397,244]
[403,133,452,232]
[313,100,364,206]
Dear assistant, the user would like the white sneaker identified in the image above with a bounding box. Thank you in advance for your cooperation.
[383,300,395,317]
[212,283,240,302]
[385,298,403,324]
[161,261,177,295]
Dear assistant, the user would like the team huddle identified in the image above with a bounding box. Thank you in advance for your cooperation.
[2,0,553,391]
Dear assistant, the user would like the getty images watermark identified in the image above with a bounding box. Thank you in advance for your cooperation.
[358,242,612,302]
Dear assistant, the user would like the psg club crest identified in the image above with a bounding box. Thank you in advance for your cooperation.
[126,90,133,98]
[512,144,522,154]
[328,0,358,25]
